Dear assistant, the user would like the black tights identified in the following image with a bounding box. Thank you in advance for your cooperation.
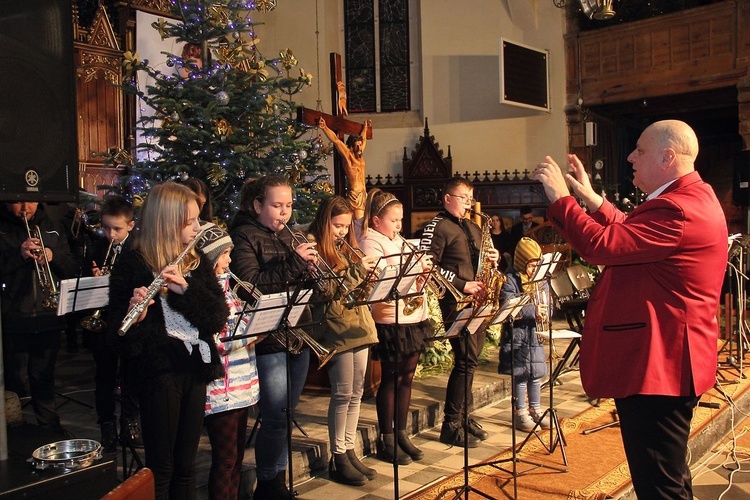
[376,353,420,433]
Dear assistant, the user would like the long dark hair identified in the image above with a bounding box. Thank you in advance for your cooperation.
[308,196,359,271]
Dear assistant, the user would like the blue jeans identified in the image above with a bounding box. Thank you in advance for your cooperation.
[514,376,542,411]
[254,349,310,481]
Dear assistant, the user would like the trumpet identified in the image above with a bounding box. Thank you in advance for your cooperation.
[227,270,336,368]
[80,239,118,332]
[118,227,207,336]
[278,220,355,305]
[397,233,472,315]
[21,212,59,310]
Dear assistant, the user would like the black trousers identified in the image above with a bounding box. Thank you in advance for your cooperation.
[615,394,698,500]
[139,370,206,500]
[87,331,138,424]
[444,325,486,424]
[3,330,61,427]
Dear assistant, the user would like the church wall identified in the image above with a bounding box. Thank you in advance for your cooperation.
[253,0,568,183]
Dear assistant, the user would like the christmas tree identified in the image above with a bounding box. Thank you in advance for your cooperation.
[117,0,332,223]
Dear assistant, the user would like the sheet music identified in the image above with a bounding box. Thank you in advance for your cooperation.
[368,264,400,302]
[57,275,110,316]
[245,292,286,334]
[444,304,492,338]
[490,293,531,325]
[243,288,313,335]
[364,251,422,303]
[287,288,312,326]
[531,251,563,282]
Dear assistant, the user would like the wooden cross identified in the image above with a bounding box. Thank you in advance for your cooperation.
[297,53,372,199]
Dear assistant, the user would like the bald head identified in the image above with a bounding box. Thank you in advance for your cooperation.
[648,119,698,160]
[628,120,699,194]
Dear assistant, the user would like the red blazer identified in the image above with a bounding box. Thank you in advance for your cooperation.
[547,172,727,398]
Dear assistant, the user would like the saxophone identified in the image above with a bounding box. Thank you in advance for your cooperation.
[470,210,506,310]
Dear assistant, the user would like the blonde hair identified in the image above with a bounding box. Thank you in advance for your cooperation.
[134,182,200,274]
[362,188,402,235]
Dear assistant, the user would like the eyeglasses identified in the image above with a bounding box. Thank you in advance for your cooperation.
[522,216,534,222]
[447,193,475,204]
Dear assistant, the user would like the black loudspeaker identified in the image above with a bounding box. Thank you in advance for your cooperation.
[735,150,750,206]
[0,0,78,203]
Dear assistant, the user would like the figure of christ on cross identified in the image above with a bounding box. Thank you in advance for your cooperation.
[319,117,371,220]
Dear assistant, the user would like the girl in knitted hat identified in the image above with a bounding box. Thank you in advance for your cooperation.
[199,223,260,500]
[498,237,551,432]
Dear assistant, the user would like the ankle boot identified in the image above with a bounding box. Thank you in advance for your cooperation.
[529,407,551,429]
[378,433,412,465]
[254,473,290,500]
[514,408,536,432]
[100,421,118,453]
[397,430,424,461]
[329,452,367,486]
[345,449,377,480]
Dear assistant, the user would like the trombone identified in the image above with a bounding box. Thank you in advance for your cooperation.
[227,270,336,368]
[21,212,59,310]
[80,239,118,332]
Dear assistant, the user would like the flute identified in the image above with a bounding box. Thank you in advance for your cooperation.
[118,227,208,336]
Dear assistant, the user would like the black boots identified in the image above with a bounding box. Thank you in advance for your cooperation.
[345,449,377,480]
[378,433,412,465]
[467,418,489,440]
[253,470,291,499]
[397,430,424,461]
[100,420,118,453]
[439,421,480,448]
[329,452,367,486]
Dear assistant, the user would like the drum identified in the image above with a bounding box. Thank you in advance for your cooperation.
[29,439,102,473]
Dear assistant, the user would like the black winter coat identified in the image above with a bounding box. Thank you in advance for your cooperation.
[106,249,227,394]
[0,205,76,334]
[497,268,548,380]
[228,211,313,356]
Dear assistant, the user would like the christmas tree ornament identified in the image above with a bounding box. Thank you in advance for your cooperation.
[215,90,230,105]
[214,118,233,137]
[255,0,277,13]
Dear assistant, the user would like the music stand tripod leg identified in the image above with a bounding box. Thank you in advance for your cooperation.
[472,314,565,500]
[435,326,494,500]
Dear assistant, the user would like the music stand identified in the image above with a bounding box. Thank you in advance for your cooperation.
[436,302,496,500]
[55,276,110,410]
[225,278,322,498]
[469,293,566,499]
[718,235,749,380]
[347,250,426,499]
[516,251,569,466]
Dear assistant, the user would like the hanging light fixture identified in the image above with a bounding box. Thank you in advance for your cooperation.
[579,0,616,20]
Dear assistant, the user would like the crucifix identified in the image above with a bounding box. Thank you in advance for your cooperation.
[297,53,372,219]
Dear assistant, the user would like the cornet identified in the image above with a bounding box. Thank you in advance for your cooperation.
[80,239,118,332]
[336,236,377,306]
[21,212,59,310]
[397,233,472,314]
[278,220,355,305]
[227,270,336,368]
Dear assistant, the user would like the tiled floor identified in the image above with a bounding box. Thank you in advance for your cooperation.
[11,331,750,499]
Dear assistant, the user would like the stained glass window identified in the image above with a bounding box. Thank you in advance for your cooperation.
[344,0,411,113]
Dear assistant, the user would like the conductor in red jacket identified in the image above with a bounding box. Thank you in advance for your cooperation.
[534,120,727,499]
